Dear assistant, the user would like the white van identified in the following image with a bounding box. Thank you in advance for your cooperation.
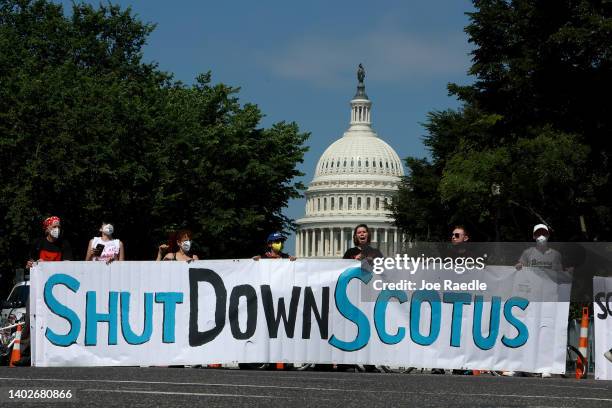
[0,281,29,325]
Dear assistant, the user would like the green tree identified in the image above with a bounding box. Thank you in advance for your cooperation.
[392,0,611,241]
[0,0,308,291]
[152,73,308,257]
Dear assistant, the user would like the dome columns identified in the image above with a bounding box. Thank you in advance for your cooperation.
[350,99,372,126]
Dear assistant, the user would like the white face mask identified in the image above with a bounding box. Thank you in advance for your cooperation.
[181,240,192,253]
[102,225,114,236]
[50,227,60,239]
[535,235,548,245]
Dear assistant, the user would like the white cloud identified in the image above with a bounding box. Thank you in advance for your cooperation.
[257,27,472,87]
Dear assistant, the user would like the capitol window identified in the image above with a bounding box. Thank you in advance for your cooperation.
[376,197,380,210]
[348,197,353,210]
[366,197,371,210]
[317,198,320,211]
[357,197,362,210]
[324,198,327,211]
[331,197,335,210]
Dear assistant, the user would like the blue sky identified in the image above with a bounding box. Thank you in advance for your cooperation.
[61,0,475,252]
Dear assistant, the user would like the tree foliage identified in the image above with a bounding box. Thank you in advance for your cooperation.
[0,0,308,285]
[392,0,611,242]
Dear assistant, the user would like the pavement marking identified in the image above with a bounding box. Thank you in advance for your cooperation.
[206,371,610,389]
[0,377,350,392]
[202,372,374,382]
[531,383,609,391]
[441,392,612,403]
[81,388,290,399]
[2,377,611,403]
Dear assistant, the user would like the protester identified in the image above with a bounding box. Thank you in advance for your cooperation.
[253,232,297,261]
[451,225,469,245]
[26,216,73,267]
[85,222,124,263]
[341,224,382,373]
[156,229,199,262]
[343,224,383,262]
[17,216,73,367]
[515,224,563,272]
[506,223,563,378]
[241,231,296,370]
[432,225,474,375]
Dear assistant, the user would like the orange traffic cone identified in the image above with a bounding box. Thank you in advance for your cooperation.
[275,363,285,370]
[576,307,589,379]
[9,324,23,367]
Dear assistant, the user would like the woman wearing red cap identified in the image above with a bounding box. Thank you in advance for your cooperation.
[17,216,73,367]
[26,216,73,268]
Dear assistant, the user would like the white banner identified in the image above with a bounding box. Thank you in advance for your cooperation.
[594,276,612,380]
[31,260,569,372]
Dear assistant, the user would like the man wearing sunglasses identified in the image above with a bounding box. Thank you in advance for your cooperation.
[432,225,474,375]
[451,226,469,246]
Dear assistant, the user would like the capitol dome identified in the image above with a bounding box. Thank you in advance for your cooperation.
[295,66,405,258]
[314,134,404,181]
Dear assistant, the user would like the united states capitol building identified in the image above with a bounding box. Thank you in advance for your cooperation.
[295,66,405,258]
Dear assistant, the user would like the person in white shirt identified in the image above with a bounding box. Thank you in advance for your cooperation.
[505,223,561,378]
[516,224,562,271]
[85,222,124,264]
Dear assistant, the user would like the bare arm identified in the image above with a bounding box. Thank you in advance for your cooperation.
[118,241,125,261]
[156,244,169,261]
[85,239,94,261]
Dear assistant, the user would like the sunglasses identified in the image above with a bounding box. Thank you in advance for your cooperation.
[452,233,462,238]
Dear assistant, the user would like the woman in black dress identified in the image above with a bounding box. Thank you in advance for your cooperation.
[340,224,382,373]
[343,224,383,261]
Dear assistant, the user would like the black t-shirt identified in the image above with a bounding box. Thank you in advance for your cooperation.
[343,245,383,260]
[445,243,477,260]
[29,238,73,262]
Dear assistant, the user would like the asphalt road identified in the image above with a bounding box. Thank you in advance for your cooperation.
[0,367,610,408]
